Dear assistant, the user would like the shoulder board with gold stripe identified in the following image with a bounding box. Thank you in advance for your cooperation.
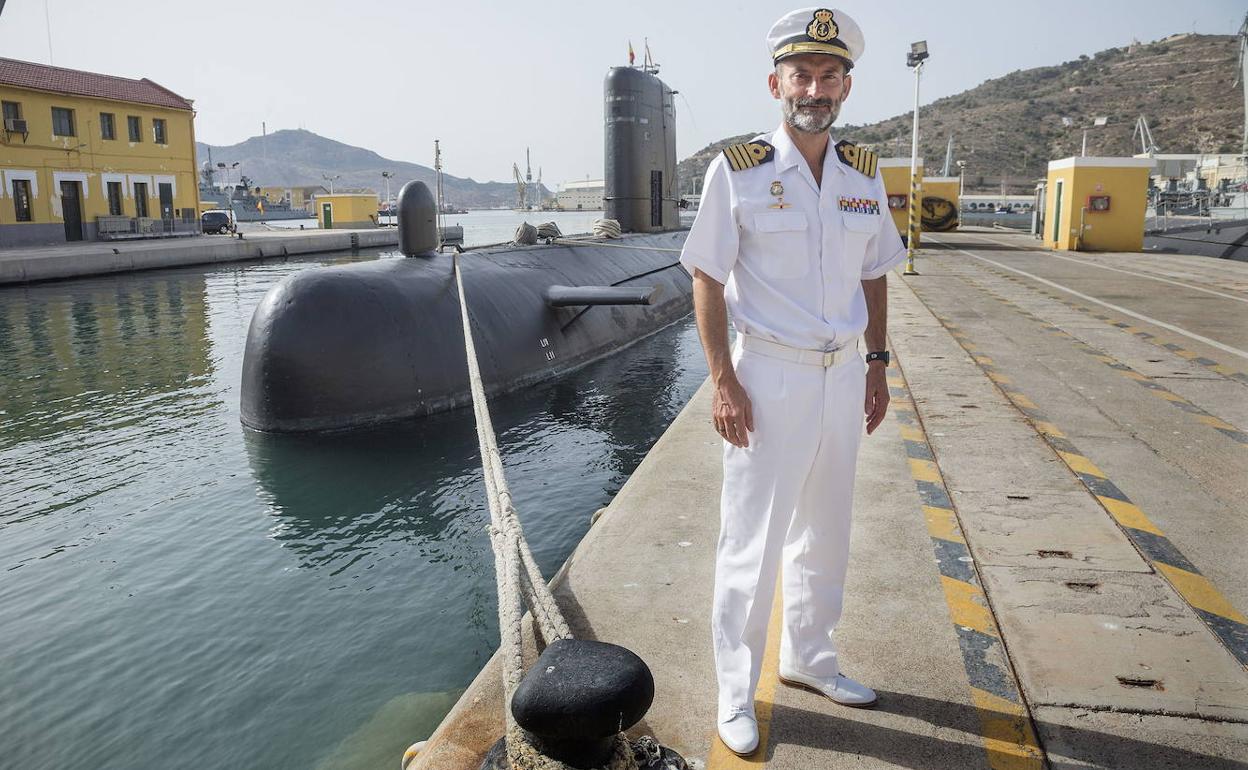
[834,140,878,178]
[721,140,775,172]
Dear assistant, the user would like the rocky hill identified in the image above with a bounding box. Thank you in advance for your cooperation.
[196,129,548,209]
[678,33,1243,194]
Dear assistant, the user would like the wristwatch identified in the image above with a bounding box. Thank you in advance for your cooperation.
[865,350,890,365]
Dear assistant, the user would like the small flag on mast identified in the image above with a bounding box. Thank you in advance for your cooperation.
[628,41,635,65]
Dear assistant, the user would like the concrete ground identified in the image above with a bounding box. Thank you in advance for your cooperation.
[408,229,1248,770]
[0,226,398,284]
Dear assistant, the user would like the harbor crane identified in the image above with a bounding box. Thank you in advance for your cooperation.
[513,163,527,210]
[1133,116,1159,156]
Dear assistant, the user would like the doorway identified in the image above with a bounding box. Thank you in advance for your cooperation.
[60,181,83,242]
[134,182,149,218]
[322,202,333,229]
[1051,179,1063,243]
[158,182,174,227]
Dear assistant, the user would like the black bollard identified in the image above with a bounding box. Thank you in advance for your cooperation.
[507,638,654,768]
[397,180,439,257]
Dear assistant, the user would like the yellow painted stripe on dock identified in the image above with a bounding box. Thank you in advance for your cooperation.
[969,688,1045,770]
[1156,563,1248,624]
[987,371,1012,384]
[908,458,942,483]
[941,576,996,637]
[1154,390,1188,402]
[974,355,995,365]
[1197,414,1240,432]
[1031,420,1065,437]
[899,423,926,443]
[1009,393,1039,410]
[923,505,966,543]
[1057,451,1105,478]
[1096,496,1164,536]
[707,581,783,767]
[1122,370,1150,381]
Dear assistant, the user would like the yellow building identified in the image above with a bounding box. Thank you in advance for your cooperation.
[315,193,379,229]
[921,176,960,232]
[1044,157,1154,252]
[879,158,923,244]
[1,57,199,247]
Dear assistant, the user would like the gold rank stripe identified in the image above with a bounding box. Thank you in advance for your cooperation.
[888,359,1044,770]
[723,144,752,172]
[910,297,1248,669]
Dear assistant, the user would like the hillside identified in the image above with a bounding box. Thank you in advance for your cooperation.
[678,33,1243,194]
[196,129,548,208]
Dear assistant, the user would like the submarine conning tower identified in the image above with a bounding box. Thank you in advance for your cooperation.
[603,66,679,233]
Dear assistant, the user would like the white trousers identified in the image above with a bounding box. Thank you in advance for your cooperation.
[712,343,866,721]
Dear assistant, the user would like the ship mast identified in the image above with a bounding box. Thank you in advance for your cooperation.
[434,139,445,244]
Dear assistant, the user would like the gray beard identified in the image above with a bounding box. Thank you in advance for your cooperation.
[782,96,841,133]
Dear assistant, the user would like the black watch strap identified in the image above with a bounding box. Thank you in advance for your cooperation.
[865,350,890,365]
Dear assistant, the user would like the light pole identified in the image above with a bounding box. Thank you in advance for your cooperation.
[903,40,929,276]
[381,171,394,222]
[322,173,340,195]
[956,160,967,198]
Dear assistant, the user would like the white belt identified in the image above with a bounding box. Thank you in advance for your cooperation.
[740,335,856,368]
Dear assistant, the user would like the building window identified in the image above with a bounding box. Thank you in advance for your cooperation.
[128,115,142,142]
[107,181,124,216]
[12,179,33,222]
[100,112,116,140]
[2,100,21,123]
[51,107,75,137]
[153,118,166,145]
[133,182,149,217]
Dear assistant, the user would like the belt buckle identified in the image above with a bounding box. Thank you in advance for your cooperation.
[822,349,836,367]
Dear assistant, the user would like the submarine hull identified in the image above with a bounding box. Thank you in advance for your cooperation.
[240,230,690,433]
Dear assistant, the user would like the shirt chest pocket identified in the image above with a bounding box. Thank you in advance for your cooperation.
[749,211,810,280]
[840,213,879,272]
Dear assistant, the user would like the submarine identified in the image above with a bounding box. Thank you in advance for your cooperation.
[239,66,692,433]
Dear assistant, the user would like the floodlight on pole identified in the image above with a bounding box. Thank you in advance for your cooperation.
[322,173,341,195]
[903,40,929,276]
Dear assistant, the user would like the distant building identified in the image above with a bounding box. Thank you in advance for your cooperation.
[258,185,326,213]
[314,192,379,229]
[0,57,199,246]
[555,179,605,211]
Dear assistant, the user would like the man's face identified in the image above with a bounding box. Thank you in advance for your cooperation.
[768,54,852,134]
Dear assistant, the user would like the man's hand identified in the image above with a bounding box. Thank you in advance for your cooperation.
[864,362,889,435]
[713,373,755,448]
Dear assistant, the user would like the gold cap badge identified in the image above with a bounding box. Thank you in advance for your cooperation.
[806,9,839,42]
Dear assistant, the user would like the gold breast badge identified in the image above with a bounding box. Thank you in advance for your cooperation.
[769,180,790,209]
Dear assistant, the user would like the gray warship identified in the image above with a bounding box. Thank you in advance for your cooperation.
[239,65,691,433]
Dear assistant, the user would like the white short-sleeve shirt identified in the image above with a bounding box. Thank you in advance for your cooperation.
[679,124,906,352]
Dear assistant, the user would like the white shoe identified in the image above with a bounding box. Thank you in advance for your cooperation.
[717,709,759,755]
[778,668,878,708]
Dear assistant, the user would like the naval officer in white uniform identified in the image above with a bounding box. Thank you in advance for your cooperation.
[679,7,907,756]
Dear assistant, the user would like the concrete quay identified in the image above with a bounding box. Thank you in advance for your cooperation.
[0,227,399,285]
[410,229,1248,770]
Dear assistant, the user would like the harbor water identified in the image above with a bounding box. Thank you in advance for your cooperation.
[0,248,705,769]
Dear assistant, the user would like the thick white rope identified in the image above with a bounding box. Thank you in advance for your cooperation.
[451,253,651,770]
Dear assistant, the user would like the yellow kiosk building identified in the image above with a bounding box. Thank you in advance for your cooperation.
[1043,157,1154,252]
[0,57,199,247]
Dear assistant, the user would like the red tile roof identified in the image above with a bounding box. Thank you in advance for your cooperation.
[0,57,193,111]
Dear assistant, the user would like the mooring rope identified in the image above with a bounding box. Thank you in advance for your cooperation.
[450,253,689,770]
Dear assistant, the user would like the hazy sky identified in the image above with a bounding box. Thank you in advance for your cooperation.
[1,1,1242,188]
